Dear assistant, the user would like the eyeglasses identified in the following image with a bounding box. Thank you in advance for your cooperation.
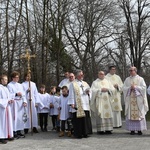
[129,70,134,72]
[69,76,74,78]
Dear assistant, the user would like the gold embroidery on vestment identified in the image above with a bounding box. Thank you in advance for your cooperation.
[114,98,118,102]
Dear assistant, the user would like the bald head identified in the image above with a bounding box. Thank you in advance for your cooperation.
[98,71,105,79]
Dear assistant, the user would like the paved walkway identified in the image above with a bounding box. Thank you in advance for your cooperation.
[1,120,150,150]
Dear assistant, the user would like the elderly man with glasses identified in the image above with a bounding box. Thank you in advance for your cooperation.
[68,70,92,138]
[123,66,148,135]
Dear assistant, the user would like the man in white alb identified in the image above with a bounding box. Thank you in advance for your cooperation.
[58,72,70,88]
[105,65,123,128]
[22,73,41,134]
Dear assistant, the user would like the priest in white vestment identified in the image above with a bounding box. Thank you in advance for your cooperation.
[22,73,41,134]
[7,71,27,139]
[68,70,92,138]
[0,75,14,144]
[105,65,123,128]
[91,71,115,134]
[123,67,148,135]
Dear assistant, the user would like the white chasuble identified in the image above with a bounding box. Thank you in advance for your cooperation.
[105,73,123,111]
[91,78,115,119]
[123,75,148,120]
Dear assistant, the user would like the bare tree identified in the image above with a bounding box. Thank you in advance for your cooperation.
[64,0,116,83]
[117,0,150,74]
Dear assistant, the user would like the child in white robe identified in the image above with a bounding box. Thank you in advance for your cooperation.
[38,84,50,132]
[49,86,60,131]
[59,86,71,137]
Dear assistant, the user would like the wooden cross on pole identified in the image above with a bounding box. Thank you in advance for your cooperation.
[20,48,36,135]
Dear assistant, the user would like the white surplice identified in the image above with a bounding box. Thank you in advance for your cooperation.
[59,95,70,120]
[58,78,69,88]
[22,81,40,128]
[0,84,13,138]
[68,79,91,113]
[7,81,27,131]
[105,73,123,127]
[49,95,60,115]
[38,92,50,113]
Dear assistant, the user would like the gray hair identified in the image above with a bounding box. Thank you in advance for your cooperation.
[74,69,83,76]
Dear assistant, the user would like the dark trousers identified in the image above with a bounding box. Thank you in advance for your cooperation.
[61,120,70,132]
[51,115,58,128]
[72,111,92,137]
[39,113,48,129]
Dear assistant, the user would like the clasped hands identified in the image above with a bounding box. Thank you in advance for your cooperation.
[101,88,108,92]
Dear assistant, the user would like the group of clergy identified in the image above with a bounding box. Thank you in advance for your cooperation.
[59,66,150,137]
[0,66,150,144]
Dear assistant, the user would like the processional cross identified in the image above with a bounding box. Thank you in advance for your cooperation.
[20,49,36,74]
[20,49,36,135]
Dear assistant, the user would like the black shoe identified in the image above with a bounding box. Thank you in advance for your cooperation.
[97,131,105,135]
[14,134,20,139]
[76,136,82,139]
[56,127,60,132]
[0,139,7,144]
[7,137,14,141]
[130,131,135,135]
[138,131,142,135]
[52,127,56,131]
[24,129,29,134]
[33,127,39,133]
[105,131,112,134]
[41,128,44,132]
[44,128,47,132]
[18,133,25,138]
[83,135,90,138]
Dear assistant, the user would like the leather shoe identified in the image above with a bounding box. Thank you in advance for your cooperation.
[33,127,39,133]
[24,129,29,134]
[138,131,142,135]
[0,139,7,144]
[130,131,135,135]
